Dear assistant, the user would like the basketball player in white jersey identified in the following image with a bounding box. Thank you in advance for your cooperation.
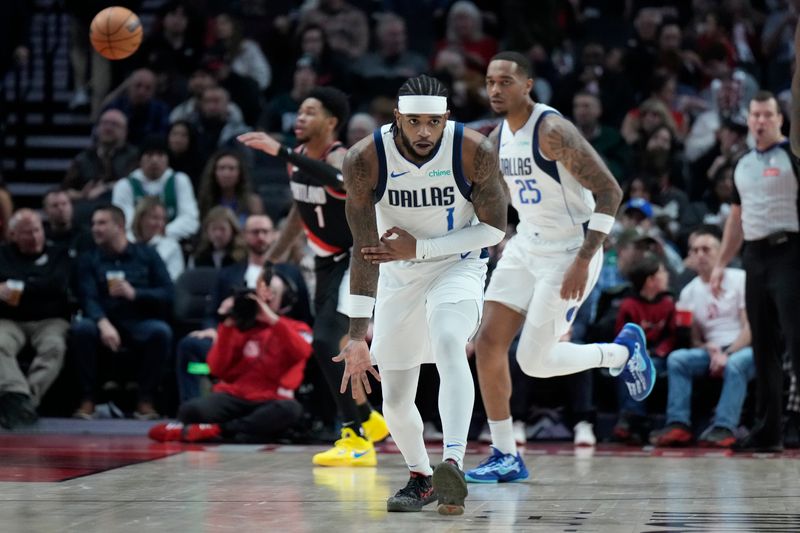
[465,52,657,483]
[334,75,507,515]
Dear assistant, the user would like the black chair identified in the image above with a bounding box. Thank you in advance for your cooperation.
[173,267,218,338]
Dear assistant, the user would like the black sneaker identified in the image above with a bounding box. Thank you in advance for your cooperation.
[386,471,436,512]
[0,392,38,430]
[783,413,800,449]
[432,460,468,516]
[731,429,783,453]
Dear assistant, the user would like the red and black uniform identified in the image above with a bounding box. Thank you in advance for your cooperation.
[283,141,368,429]
[177,318,313,442]
[289,141,351,257]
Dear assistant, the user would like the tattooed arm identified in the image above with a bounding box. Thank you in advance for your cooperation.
[343,137,380,340]
[539,114,623,300]
[332,136,381,400]
[462,128,509,230]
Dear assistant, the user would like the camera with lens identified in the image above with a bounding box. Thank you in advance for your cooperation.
[230,287,259,331]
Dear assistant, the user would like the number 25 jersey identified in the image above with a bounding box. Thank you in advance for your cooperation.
[498,103,595,236]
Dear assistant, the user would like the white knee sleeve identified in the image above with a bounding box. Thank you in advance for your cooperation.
[381,367,431,475]
[430,300,479,468]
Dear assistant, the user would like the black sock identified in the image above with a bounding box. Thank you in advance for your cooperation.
[343,420,365,438]
[356,402,373,424]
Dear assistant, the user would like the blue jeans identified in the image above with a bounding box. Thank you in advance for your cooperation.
[175,335,213,403]
[665,347,755,430]
[617,356,667,416]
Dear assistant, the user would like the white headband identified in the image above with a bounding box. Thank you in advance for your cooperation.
[398,95,448,115]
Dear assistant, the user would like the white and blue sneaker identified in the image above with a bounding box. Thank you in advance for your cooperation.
[611,322,656,402]
[464,447,529,483]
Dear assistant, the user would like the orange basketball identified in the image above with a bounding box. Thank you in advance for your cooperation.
[90,6,143,60]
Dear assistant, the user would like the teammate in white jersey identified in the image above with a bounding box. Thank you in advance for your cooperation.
[466,52,658,483]
[334,75,507,515]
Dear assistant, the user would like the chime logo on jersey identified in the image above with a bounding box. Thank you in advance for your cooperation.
[291,181,327,205]
[387,186,455,208]
[500,157,533,177]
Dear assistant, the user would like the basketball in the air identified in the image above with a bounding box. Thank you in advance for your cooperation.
[89,6,143,60]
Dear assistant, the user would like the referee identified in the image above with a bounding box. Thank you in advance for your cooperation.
[711,90,800,452]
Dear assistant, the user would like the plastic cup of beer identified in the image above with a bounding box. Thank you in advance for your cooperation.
[106,271,125,291]
[675,308,693,328]
[6,279,24,306]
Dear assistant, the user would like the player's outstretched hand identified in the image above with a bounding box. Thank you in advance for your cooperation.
[333,339,381,402]
[560,257,589,301]
[237,132,281,156]
[361,226,417,263]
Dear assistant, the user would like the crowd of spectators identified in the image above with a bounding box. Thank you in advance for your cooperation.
[0,0,798,449]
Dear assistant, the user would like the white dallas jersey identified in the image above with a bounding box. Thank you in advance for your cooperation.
[373,121,486,261]
[498,103,595,238]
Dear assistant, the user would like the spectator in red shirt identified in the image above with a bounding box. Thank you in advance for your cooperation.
[149,262,312,443]
[613,252,676,443]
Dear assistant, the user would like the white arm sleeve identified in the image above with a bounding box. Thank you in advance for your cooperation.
[415,222,506,260]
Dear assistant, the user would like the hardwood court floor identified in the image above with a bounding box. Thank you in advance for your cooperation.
[1,434,799,533]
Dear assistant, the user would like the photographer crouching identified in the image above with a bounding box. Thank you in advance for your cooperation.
[149,261,313,443]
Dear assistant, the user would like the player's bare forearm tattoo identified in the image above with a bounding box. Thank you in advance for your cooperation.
[343,144,379,340]
[540,116,622,261]
[470,137,509,231]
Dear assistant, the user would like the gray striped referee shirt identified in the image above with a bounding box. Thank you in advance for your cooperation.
[732,140,799,241]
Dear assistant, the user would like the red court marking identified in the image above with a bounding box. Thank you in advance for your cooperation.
[0,434,187,482]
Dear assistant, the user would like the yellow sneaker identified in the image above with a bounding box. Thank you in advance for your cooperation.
[362,410,390,443]
[312,428,377,467]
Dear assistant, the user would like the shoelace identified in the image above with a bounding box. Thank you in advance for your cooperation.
[396,475,430,498]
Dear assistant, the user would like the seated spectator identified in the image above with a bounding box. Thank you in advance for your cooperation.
[572,91,631,182]
[620,69,688,142]
[346,113,377,148]
[166,120,203,187]
[169,68,244,125]
[189,206,246,269]
[0,210,72,428]
[434,1,498,73]
[187,86,251,158]
[42,189,93,256]
[176,214,276,402]
[208,12,272,91]
[351,14,428,100]
[688,114,749,202]
[103,69,171,146]
[257,57,318,145]
[71,206,174,420]
[132,197,184,281]
[431,47,487,122]
[299,0,370,60]
[613,252,676,443]
[137,0,204,108]
[111,135,200,241]
[293,24,349,90]
[197,148,263,226]
[636,125,690,227]
[148,261,312,443]
[685,74,749,163]
[62,109,139,226]
[621,97,678,148]
[651,226,753,448]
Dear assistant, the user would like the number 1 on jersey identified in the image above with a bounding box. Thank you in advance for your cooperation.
[445,207,454,231]
[314,205,325,228]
